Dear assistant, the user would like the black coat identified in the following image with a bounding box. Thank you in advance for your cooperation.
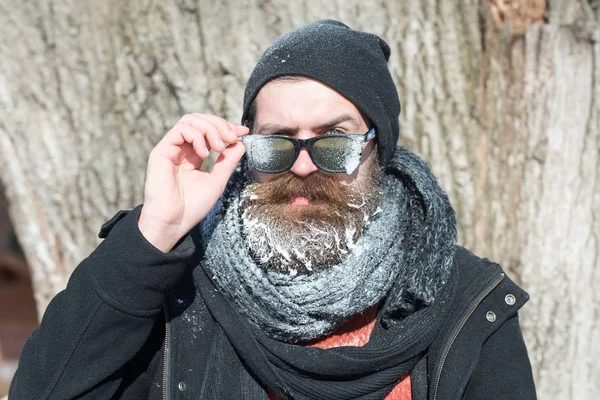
[10,206,537,399]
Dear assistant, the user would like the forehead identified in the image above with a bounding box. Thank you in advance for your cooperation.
[254,78,363,128]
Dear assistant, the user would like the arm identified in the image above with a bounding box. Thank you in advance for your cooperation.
[10,113,247,399]
[9,206,193,399]
[464,314,537,399]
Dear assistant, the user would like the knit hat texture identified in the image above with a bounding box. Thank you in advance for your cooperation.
[242,19,401,167]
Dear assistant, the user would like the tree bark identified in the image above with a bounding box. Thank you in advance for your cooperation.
[0,0,597,398]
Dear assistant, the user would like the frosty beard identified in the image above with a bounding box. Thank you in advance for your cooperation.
[241,157,382,275]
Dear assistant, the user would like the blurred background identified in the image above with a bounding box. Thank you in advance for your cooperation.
[0,0,598,398]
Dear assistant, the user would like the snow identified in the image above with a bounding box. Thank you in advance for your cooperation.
[344,141,363,174]
[248,141,276,165]
[247,136,363,175]
[240,192,366,275]
[347,199,366,209]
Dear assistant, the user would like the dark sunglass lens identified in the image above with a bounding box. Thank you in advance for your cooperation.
[312,136,362,173]
[246,136,295,173]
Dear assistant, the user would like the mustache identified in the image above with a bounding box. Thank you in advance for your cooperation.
[245,171,354,206]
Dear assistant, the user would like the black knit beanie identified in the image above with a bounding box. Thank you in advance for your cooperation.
[242,19,401,167]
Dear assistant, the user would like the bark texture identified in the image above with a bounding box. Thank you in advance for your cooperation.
[0,0,598,399]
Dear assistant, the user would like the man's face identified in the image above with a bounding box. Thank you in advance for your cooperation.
[241,78,382,274]
[251,78,374,182]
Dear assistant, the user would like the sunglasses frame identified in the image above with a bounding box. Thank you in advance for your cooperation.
[240,127,376,173]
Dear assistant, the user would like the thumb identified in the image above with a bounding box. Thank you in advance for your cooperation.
[210,141,246,184]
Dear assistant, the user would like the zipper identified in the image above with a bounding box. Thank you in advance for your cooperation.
[432,273,505,400]
[163,303,171,400]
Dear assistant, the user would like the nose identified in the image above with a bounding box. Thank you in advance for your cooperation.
[289,148,319,176]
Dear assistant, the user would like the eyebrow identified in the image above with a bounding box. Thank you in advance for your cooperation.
[255,114,360,135]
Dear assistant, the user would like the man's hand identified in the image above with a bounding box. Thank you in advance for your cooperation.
[138,113,249,252]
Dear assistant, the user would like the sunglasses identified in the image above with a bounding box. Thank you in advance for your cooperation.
[240,127,376,174]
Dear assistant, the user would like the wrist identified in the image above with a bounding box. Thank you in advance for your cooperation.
[137,210,184,253]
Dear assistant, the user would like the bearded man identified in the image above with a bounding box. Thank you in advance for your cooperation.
[10,20,537,399]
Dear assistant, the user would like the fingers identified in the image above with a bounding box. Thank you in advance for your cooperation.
[227,121,250,136]
[159,114,249,161]
[210,141,246,184]
[182,114,248,151]
[192,114,240,144]
[178,124,209,159]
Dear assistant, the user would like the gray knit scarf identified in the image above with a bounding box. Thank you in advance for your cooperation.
[200,146,457,343]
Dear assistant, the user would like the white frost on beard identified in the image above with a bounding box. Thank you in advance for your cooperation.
[347,199,366,209]
[241,203,372,275]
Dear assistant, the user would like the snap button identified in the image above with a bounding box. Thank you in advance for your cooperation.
[178,382,187,392]
[486,311,496,322]
[505,294,516,305]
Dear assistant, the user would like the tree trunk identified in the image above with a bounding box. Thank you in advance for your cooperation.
[0,0,597,398]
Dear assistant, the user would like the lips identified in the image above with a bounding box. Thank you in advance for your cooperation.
[290,196,310,206]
